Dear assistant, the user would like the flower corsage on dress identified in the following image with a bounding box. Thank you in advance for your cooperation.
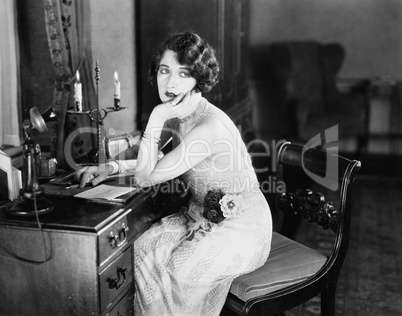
[203,189,243,224]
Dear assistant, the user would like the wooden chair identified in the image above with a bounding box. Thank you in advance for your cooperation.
[223,142,361,315]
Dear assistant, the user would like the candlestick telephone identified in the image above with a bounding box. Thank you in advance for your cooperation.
[6,106,57,217]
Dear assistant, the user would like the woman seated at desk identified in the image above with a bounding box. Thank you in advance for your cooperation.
[75,31,272,316]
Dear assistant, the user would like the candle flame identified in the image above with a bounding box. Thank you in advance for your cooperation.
[76,70,80,83]
[114,71,119,81]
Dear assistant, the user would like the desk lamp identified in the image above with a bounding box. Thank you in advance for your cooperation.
[6,107,56,216]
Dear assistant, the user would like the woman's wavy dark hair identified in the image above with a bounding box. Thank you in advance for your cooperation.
[148,31,220,93]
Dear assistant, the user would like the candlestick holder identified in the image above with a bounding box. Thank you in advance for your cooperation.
[113,98,121,110]
[67,60,127,165]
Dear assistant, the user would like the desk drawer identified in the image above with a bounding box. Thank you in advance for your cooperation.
[99,246,133,312]
[104,287,134,316]
[98,212,132,265]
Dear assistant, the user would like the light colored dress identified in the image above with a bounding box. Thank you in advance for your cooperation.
[134,100,272,316]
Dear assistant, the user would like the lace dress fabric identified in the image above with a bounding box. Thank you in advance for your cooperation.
[134,100,272,316]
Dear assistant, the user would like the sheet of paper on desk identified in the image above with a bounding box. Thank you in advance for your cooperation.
[74,184,137,202]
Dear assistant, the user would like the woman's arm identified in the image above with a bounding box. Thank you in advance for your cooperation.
[74,91,203,187]
[134,109,167,186]
[74,115,174,188]
[134,91,202,186]
[134,114,228,187]
[114,119,173,161]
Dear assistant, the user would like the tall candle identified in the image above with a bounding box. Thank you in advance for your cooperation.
[114,71,121,99]
[74,71,82,111]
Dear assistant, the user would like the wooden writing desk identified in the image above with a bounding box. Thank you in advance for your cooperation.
[0,179,186,316]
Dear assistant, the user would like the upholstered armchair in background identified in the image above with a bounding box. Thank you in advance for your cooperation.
[248,41,370,241]
[249,41,370,155]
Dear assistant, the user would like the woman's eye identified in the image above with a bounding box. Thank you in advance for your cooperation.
[159,68,169,74]
[180,72,191,78]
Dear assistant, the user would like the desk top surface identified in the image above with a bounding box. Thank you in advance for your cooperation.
[1,177,186,234]
[0,192,151,232]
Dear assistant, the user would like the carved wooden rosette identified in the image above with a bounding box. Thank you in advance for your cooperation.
[278,189,338,232]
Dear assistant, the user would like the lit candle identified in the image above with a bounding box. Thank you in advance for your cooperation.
[114,71,121,99]
[74,70,82,112]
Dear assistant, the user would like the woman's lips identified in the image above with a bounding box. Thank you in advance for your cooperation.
[165,92,176,98]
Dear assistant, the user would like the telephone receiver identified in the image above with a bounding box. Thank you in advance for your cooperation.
[23,106,56,136]
[6,106,57,217]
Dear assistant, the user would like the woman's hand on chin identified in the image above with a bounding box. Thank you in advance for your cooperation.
[155,90,202,121]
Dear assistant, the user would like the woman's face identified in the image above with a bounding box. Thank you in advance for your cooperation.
[157,49,197,103]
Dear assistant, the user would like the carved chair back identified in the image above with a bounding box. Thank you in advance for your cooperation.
[224,141,361,315]
[277,142,361,271]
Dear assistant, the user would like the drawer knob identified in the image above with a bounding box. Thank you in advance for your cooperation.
[109,223,129,248]
[107,266,128,290]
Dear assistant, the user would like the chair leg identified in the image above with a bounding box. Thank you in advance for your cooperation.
[321,285,336,316]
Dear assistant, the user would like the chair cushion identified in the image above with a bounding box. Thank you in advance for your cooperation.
[229,232,328,301]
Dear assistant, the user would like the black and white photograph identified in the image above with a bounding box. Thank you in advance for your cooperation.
[0,1,401,315]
